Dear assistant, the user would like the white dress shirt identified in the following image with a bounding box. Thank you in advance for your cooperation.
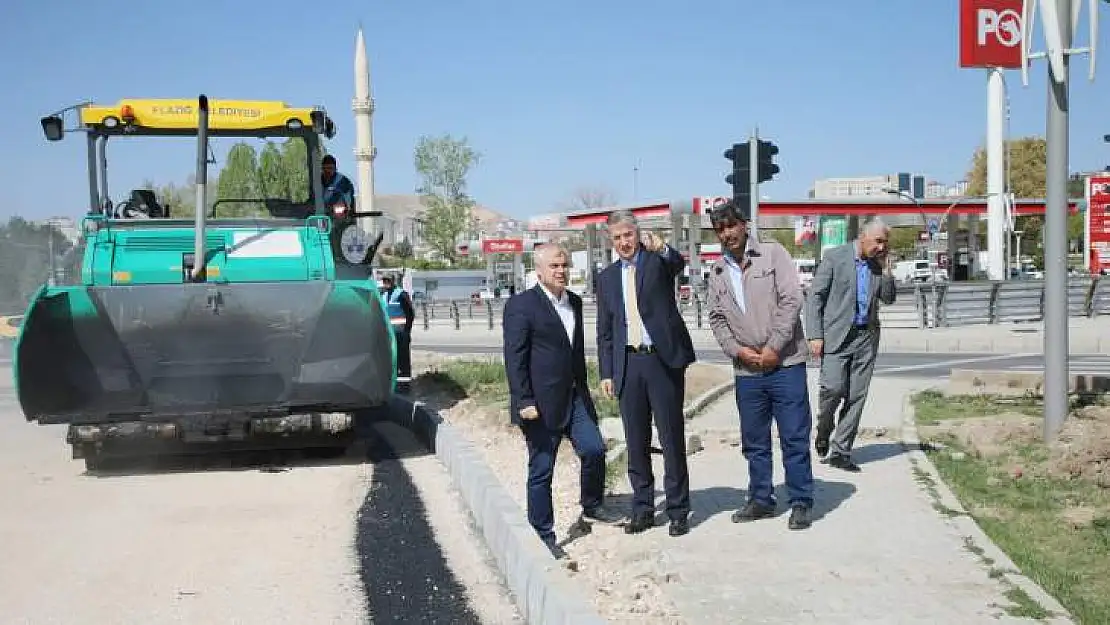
[619,245,672,346]
[539,282,575,343]
[722,252,747,314]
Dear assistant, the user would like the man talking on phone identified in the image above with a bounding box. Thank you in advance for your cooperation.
[804,218,896,472]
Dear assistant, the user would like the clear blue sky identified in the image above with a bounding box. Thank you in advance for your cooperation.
[1,0,1107,222]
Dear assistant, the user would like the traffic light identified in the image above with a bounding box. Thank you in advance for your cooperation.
[756,139,780,183]
[724,141,751,213]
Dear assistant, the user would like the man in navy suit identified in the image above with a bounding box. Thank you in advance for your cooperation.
[596,210,696,537]
[503,243,624,559]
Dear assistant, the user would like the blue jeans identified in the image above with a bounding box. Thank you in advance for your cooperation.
[735,363,814,509]
[521,392,606,543]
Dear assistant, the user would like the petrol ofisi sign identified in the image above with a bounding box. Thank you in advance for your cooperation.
[1086,174,1110,273]
[959,0,1024,69]
[481,238,524,254]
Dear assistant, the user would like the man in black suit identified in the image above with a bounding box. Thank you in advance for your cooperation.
[596,210,696,537]
[503,243,624,559]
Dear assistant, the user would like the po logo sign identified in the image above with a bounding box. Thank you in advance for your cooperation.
[959,0,1024,69]
[978,7,1022,47]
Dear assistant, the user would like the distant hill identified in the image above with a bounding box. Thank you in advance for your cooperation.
[372,194,510,228]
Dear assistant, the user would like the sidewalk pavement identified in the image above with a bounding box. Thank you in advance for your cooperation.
[620,374,1061,624]
[411,316,1110,355]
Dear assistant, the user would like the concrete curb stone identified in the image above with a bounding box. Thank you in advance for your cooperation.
[601,376,732,492]
[683,376,736,420]
[386,397,607,625]
[898,392,1076,625]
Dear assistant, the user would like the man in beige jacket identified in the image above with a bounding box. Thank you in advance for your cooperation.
[705,200,814,531]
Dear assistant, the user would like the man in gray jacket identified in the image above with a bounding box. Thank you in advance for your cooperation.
[705,200,814,531]
[805,219,896,472]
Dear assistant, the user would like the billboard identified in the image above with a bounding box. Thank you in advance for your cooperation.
[959,0,1024,68]
[694,196,729,214]
[1086,174,1110,273]
[794,217,818,246]
[481,238,524,254]
[819,216,847,257]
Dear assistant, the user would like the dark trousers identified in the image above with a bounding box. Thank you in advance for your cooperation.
[735,363,814,509]
[521,391,606,543]
[393,326,412,379]
[620,351,690,521]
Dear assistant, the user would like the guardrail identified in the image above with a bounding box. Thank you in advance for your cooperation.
[412,275,1110,331]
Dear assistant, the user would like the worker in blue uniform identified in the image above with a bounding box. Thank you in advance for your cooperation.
[321,154,356,216]
[380,274,416,387]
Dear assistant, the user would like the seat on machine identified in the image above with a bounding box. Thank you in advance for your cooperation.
[130,189,167,218]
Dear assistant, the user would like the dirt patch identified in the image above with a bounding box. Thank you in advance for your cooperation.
[1060,505,1104,529]
[442,401,685,623]
[683,363,732,402]
[919,404,1110,487]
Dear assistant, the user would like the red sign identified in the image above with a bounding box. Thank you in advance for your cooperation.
[481,238,523,254]
[693,196,729,215]
[1086,175,1110,273]
[959,0,1024,68]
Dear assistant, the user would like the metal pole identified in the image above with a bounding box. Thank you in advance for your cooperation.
[1043,0,1072,442]
[47,219,56,286]
[986,67,1008,280]
[749,128,759,239]
[193,94,210,281]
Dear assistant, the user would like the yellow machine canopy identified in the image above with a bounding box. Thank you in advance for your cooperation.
[76,98,335,137]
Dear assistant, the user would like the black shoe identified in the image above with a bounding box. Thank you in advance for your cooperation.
[582,505,624,525]
[814,438,829,459]
[788,505,811,530]
[827,454,861,473]
[542,537,568,560]
[731,500,775,523]
[624,512,654,534]
[567,517,593,541]
[669,517,689,537]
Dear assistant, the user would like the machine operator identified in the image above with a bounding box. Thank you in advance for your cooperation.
[321,154,356,216]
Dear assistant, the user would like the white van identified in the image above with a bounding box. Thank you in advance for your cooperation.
[893,259,936,284]
[795,258,816,288]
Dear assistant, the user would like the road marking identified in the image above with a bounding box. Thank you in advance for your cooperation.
[874,353,1039,374]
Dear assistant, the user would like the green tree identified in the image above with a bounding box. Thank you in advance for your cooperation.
[257,141,287,198]
[393,236,414,259]
[280,138,310,203]
[965,136,1047,198]
[0,217,73,312]
[414,134,481,262]
[216,142,262,217]
[966,137,1089,264]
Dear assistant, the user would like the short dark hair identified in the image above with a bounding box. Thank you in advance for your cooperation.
[709,200,748,226]
[322,154,336,166]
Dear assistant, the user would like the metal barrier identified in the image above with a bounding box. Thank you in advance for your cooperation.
[407,275,1108,331]
[875,285,923,329]
[1067,277,1095,317]
[993,281,1043,323]
[1091,278,1110,316]
[939,282,994,326]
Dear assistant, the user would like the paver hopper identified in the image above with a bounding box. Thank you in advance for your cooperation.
[17,95,395,468]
